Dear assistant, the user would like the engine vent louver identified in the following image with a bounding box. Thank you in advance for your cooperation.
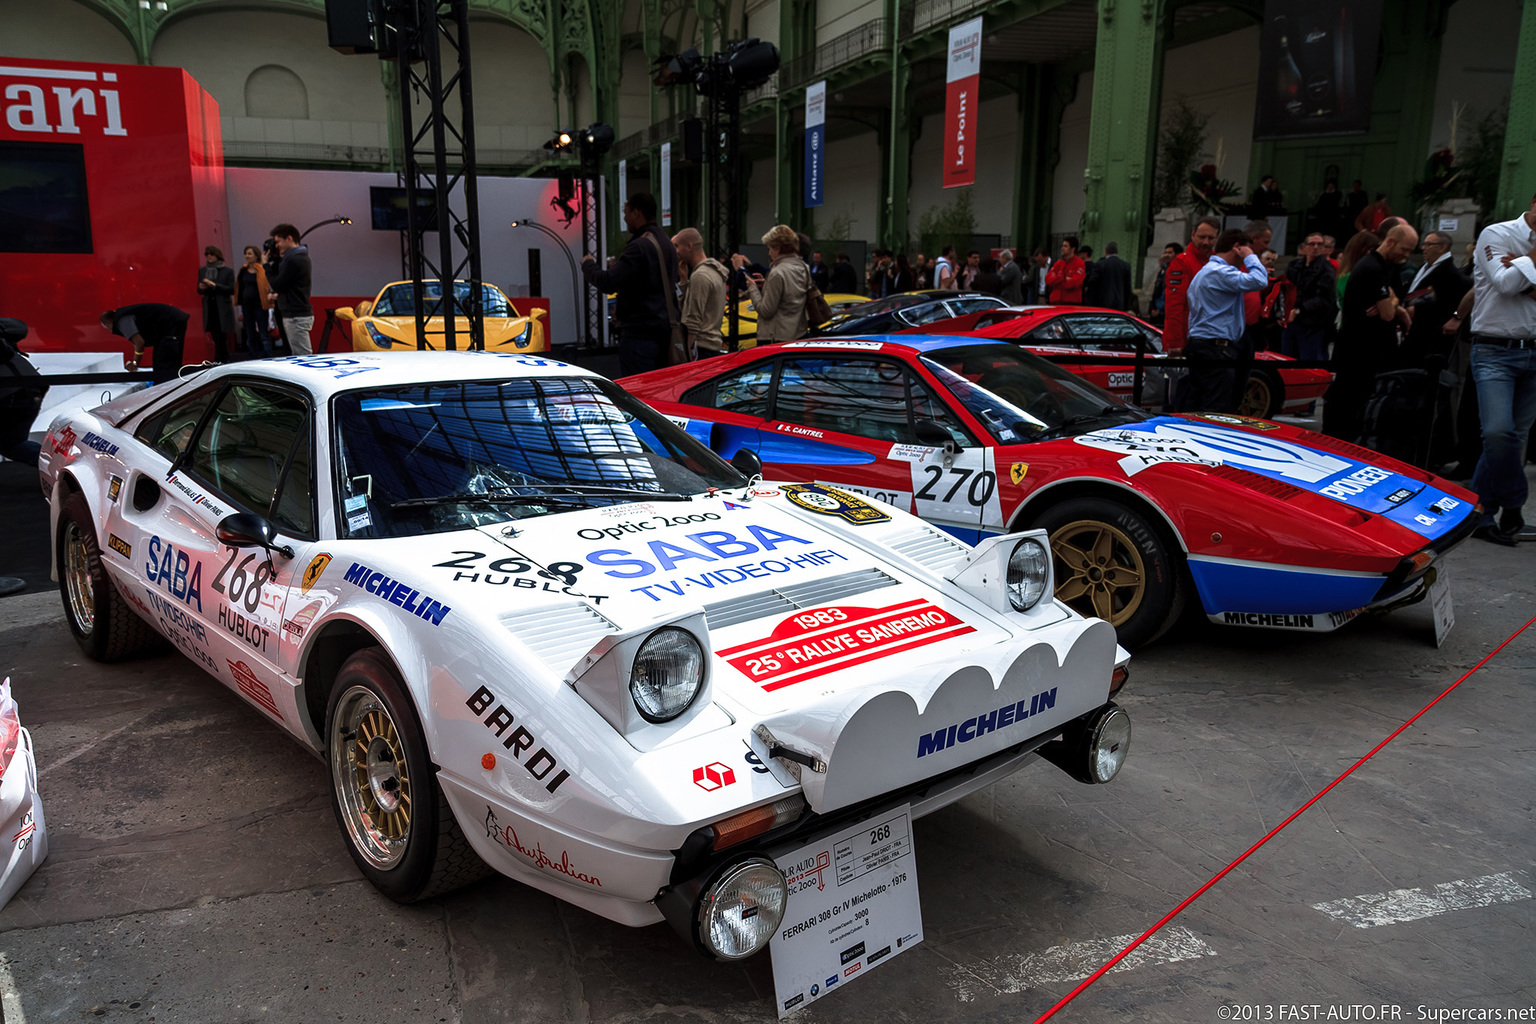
[702,569,899,630]
[887,525,973,574]
[505,602,616,671]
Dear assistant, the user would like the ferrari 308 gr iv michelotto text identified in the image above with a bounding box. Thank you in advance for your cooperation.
[38,351,1129,973]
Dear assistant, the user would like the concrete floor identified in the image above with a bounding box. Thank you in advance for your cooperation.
[1,488,1533,1023]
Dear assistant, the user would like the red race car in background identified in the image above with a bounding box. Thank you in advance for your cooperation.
[900,305,1332,419]
[620,336,1474,649]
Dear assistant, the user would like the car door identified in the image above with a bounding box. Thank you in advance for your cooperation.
[130,380,317,731]
[763,354,994,541]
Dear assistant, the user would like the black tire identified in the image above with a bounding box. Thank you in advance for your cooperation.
[56,490,164,662]
[326,648,490,902]
[1031,497,1186,649]
[1239,369,1284,419]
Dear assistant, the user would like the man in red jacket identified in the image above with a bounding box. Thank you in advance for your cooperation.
[1045,236,1085,304]
[1162,216,1221,352]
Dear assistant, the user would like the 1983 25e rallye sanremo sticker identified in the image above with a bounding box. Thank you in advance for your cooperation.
[771,805,922,1017]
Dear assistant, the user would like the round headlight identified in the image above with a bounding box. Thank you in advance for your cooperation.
[697,857,788,960]
[629,627,705,722]
[1007,538,1050,611]
[1089,705,1131,783]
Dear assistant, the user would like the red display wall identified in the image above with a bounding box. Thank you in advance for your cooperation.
[0,58,229,359]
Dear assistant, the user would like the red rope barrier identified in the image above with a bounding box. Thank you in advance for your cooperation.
[1031,614,1536,1024]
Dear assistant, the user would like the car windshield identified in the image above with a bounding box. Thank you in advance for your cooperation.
[332,376,745,538]
[920,344,1144,444]
[372,281,515,317]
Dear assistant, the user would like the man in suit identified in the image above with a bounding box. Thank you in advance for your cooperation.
[1095,242,1133,311]
[1402,231,1471,368]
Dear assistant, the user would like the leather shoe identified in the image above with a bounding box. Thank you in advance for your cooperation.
[1498,508,1526,534]
[1475,523,1519,547]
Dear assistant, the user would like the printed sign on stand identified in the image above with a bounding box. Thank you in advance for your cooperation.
[771,804,922,1017]
[661,142,672,227]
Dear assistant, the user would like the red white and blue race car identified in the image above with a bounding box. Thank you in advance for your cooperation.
[620,336,1478,648]
[903,305,1332,418]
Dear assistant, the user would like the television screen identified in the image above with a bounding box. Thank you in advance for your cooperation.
[370,186,438,231]
[0,141,93,254]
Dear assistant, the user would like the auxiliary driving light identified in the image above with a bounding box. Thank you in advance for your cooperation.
[696,858,788,960]
[1039,703,1131,785]
[1007,537,1050,611]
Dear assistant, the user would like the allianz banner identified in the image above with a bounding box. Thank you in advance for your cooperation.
[1253,0,1383,139]
[805,81,825,208]
[942,17,982,189]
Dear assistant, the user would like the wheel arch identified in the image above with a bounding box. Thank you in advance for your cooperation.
[296,616,393,753]
[50,471,87,582]
[1009,477,1190,555]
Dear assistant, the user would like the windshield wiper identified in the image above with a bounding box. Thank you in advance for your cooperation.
[390,493,588,510]
[391,485,692,511]
[1030,407,1132,440]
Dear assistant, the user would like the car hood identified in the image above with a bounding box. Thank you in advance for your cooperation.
[1070,415,1472,542]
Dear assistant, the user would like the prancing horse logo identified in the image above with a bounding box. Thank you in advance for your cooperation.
[301,553,332,594]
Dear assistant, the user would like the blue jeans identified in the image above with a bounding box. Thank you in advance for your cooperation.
[1469,343,1536,520]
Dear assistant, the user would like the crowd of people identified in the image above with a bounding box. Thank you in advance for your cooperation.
[99,223,314,383]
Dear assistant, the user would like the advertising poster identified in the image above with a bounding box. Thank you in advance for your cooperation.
[1253,0,1383,139]
[617,157,626,205]
[804,80,826,208]
[942,16,983,189]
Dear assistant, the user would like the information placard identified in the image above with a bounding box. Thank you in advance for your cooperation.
[771,805,922,1017]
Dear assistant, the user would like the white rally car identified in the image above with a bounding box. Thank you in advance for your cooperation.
[39,351,1129,967]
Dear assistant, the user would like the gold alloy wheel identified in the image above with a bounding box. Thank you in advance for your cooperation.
[62,520,96,635]
[330,685,413,870]
[1238,373,1273,418]
[1049,518,1147,625]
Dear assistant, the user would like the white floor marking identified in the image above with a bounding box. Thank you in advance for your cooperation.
[1311,871,1532,928]
[949,925,1218,1001]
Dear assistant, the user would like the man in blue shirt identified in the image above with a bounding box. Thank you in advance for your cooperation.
[1182,229,1267,412]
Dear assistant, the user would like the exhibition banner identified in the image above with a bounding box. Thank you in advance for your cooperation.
[660,142,672,226]
[942,17,982,189]
[1253,0,1382,139]
[617,157,626,205]
[805,80,826,208]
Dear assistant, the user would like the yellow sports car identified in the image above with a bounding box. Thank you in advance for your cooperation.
[337,280,547,353]
[722,292,867,348]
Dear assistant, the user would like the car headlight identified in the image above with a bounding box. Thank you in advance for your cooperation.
[365,321,393,348]
[1007,538,1049,611]
[512,322,531,347]
[629,627,704,722]
[697,858,788,960]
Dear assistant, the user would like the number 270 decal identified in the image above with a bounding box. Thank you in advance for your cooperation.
[915,466,997,507]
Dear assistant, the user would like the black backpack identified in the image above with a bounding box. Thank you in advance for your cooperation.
[1359,368,1440,468]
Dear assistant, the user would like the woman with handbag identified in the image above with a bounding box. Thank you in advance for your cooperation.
[732,224,810,344]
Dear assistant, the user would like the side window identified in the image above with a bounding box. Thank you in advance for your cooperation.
[775,357,920,443]
[1062,315,1143,352]
[183,385,313,532]
[1021,319,1068,343]
[682,361,775,417]
[133,387,221,463]
[904,303,956,326]
[909,376,974,447]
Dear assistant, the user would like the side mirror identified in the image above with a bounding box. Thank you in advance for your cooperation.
[730,448,763,478]
[914,420,954,447]
[217,512,294,558]
[356,300,374,317]
[335,307,356,322]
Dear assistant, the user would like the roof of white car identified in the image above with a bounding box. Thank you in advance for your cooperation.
[205,350,596,397]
